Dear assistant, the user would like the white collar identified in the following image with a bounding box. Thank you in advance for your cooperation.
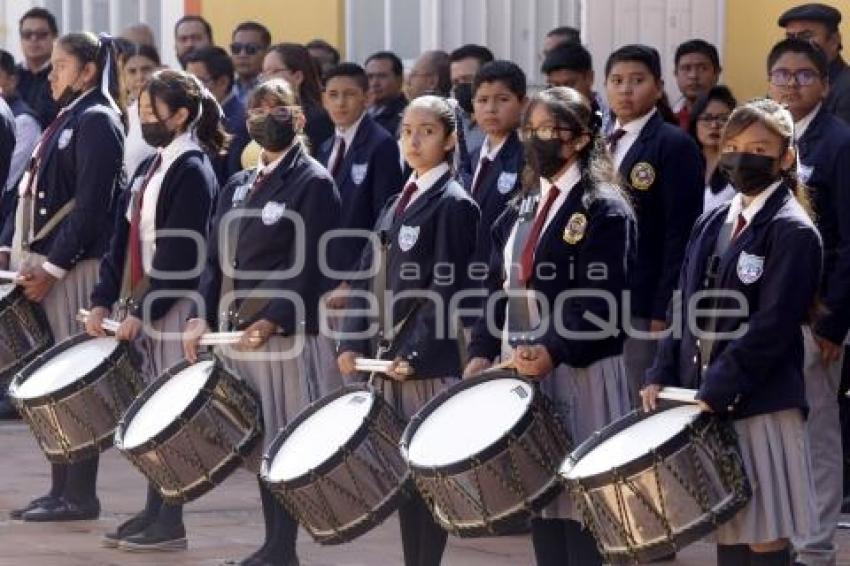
[794,103,822,142]
[60,87,97,113]
[480,135,507,161]
[726,180,783,225]
[335,111,366,146]
[256,143,297,176]
[614,106,657,134]
[407,162,450,193]
[159,131,202,166]
[539,161,581,201]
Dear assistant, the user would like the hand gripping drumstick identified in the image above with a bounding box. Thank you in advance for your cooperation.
[76,309,244,346]
[0,270,19,282]
[656,386,699,404]
[354,358,414,377]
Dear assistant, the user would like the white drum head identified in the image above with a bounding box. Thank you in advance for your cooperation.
[561,404,702,480]
[266,391,374,482]
[121,360,213,449]
[12,337,119,400]
[0,283,13,298]
[407,377,533,468]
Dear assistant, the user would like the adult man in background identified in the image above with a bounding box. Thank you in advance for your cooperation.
[365,51,407,137]
[16,8,58,128]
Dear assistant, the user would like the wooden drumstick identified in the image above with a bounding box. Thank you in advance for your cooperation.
[656,386,699,404]
[355,357,414,377]
[76,309,244,346]
[0,269,19,282]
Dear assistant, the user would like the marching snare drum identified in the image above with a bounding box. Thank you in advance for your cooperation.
[9,333,143,462]
[261,384,409,545]
[0,284,53,393]
[560,402,751,564]
[400,370,571,537]
[115,356,263,504]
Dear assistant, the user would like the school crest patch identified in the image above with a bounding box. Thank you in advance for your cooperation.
[798,162,814,185]
[261,201,286,225]
[58,129,74,150]
[563,213,587,245]
[496,171,518,194]
[630,161,655,191]
[398,225,420,252]
[737,251,765,285]
[351,163,368,185]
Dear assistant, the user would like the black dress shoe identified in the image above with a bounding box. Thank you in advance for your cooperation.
[0,397,19,419]
[22,497,100,522]
[118,521,187,552]
[102,511,155,548]
[9,495,61,520]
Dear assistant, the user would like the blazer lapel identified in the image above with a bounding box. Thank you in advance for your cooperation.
[336,115,372,188]
[397,173,451,223]
[618,111,661,182]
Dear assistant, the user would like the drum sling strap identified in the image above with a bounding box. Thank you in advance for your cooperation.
[505,195,540,344]
[116,197,150,321]
[697,220,734,384]
[20,198,76,254]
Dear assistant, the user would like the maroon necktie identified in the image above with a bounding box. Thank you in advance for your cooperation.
[470,157,492,196]
[731,212,747,240]
[606,128,627,154]
[519,186,561,285]
[22,110,67,195]
[128,153,163,288]
[330,136,346,178]
[395,182,418,219]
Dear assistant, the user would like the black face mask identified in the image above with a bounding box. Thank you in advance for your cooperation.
[719,152,781,196]
[525,137,569,179]
[452,82,474,114]
[141,121,176,148]
[247,114,297,152]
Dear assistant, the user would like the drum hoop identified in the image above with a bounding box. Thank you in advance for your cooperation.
[560,400,712,489]
[260,383,386,489]
[0,286,54,387]
[115,352,256,454]
[399,370,539,475]
[10,333,129,406]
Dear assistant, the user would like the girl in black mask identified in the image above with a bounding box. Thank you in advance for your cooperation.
[85,69,222,552]
[642,99,822,565]
[183,78,343,566]
[465,86,636,566]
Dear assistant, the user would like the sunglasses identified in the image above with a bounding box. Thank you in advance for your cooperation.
[519,126,578,142]
[247,105,298,120]
[20,30,51,41]
[769,68,821,87]
[230,42,262,56]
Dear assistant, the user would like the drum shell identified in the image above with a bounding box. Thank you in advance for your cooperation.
[9,333,143,463]
[115,356,263,505]
[561,404,751,564]
[261,384,410,545]
[400,371,572,537]
[0,285,53,392]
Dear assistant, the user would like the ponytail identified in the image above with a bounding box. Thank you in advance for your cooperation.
[195,90,228,155]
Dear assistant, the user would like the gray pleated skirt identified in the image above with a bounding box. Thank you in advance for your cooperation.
[713,408,817,545]
[11,253,101,344]
[370,375,459,421]
[537,355,631,521]
[218,334,343,449]
[132,298,195,384]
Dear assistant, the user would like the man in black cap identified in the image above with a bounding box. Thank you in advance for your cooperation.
[779,2,850,124]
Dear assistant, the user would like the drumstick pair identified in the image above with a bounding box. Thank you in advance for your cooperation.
[76,309,243,346]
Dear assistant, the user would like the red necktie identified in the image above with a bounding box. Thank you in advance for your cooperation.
[395,182,418,219]
[519,186,561,285]
[22,110,67,196]
[731,212,747,240]
[247,168,269,200]
[607,128,627,154]
[330,136,346,178]
[128,153,163,288]
[470,157,492,196]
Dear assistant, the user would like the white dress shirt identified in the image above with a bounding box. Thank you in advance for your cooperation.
[725,180,784,234]
[611,107,657,169]
[402,162,451,210]
[327,111,366,172]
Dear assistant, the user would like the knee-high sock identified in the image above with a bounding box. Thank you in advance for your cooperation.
[48,463,68,498]
[63,455,98,503]
[266,498,299,564]
[399,495,447,566]
[531,518,569,566]
[564,520,602,566]
[749,547,791,566]
[717,544,751,566]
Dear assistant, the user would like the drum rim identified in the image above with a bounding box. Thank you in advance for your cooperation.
[260,384,385,488]
[9,333,129,406]
[400,370,538,475]
[0,286,54,387]
[559,400,709,489]
[115,353,260,455]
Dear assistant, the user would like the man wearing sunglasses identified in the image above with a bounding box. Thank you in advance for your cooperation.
[230,21,271,106]
[768,37,850,566]
[16,7,58,128]
[779,3,850,125]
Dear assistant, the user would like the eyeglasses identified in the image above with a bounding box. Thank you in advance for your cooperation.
[230,42,262,56]
[697,113,730,126]
[769,68,821,87]
[519,126,577,142]
[20,30,51,41]
[247,105,298,120]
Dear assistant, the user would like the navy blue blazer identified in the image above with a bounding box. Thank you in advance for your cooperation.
[468,178,637,368]
[0,90,124,268]
[369,94,407,138]
[317,112,403,274]
[617,110,704,321]
[339,172,480,379]
[197,143,341,334]
[645,185,822,419]
[217,93,251,186]
[796,107,850,344]
[90,151,217,321]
